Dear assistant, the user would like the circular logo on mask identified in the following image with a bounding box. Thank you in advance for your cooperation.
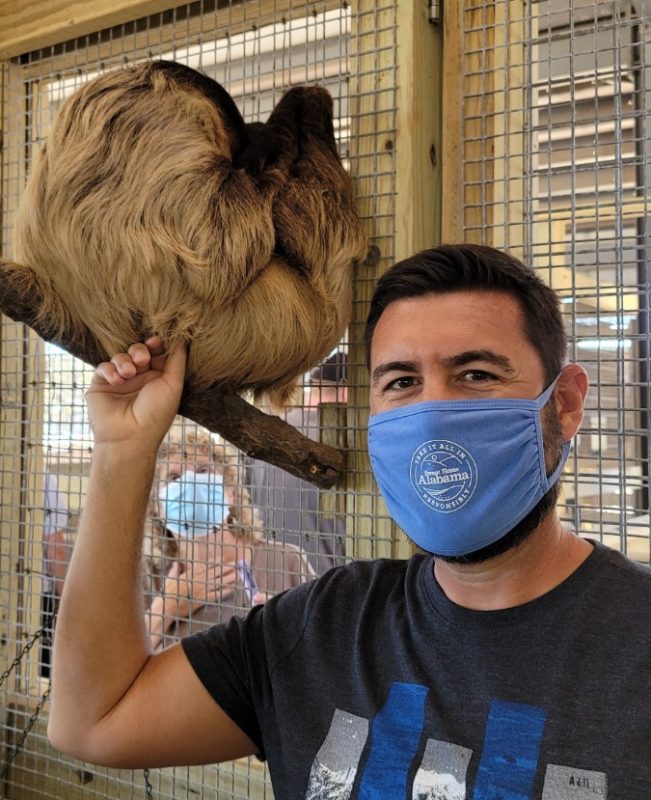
[410,439,477,513]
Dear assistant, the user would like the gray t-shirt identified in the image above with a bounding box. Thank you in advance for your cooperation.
[182,540,651,799]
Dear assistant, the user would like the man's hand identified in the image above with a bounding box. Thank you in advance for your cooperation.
[87,336,187,448]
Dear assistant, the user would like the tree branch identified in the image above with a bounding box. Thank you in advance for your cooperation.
[0,261,345,488]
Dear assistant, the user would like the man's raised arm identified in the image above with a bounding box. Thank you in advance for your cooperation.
[49,338,257,768]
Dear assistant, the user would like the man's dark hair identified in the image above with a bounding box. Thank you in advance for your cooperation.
[364,244,567,384]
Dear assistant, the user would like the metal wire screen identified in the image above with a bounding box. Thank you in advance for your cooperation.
[5,0,647,796]
[0,1,397,797]
[459,0,651,564]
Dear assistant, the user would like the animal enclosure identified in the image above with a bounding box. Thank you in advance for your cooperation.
[0,0,649,798]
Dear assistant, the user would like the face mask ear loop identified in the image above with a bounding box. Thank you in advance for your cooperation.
[535,371,565,410]
[545,440,572,489]
[537,371,571,489]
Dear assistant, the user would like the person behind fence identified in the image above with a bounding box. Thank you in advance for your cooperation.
[248,351,348,575]
[147,423,315,651]
[49,244,651,798]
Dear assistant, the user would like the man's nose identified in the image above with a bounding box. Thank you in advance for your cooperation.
[419,376,460,403]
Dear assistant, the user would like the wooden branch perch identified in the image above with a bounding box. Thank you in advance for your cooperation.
[0,261,346,488]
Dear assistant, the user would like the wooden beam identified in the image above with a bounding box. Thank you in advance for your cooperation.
[394,0,441,259]
[0,60,28,684]
[441,0,463,242]
[0,0,186,58]
[490,0,526,258]
[0,0,342,61]
[347,0,441,561]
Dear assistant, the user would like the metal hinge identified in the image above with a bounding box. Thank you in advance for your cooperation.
[429,0,442,25]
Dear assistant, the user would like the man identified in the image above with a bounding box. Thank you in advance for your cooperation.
[49,245,651,798]
[248,351,348,574]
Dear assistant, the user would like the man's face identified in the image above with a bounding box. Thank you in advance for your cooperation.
[369,290,563,563]
[370,290,547,413]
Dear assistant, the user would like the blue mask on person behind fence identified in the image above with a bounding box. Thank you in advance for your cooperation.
[367,378,571,557]
[159,470,229,538]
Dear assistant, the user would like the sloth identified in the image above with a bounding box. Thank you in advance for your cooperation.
[8,60,367,406]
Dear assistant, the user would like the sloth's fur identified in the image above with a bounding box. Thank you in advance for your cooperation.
[10,61,366,405]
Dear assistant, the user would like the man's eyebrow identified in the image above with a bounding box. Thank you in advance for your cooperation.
[371,351,515,385]
[441,350,515,372]
[371,360,419,386]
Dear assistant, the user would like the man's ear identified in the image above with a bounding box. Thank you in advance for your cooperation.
[554,364,589,441]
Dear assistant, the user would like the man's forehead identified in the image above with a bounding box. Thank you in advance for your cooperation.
[379,288,522,318]
[370,291,531,365]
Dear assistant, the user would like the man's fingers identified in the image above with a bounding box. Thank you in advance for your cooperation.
[143,334,165,354]
[110,352,139,380]
[93,361,127,386]
[95,338,187,386]
[163,339,188,382]
[127,342,153,374]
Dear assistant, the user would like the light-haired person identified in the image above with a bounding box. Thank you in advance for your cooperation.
[147,422,315,650]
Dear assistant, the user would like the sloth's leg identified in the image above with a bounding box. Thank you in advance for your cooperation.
[271,88,366,279]
[235,86,327,181]
[0,259,107,363]
[233,122,280,177]
[293,86,339,159]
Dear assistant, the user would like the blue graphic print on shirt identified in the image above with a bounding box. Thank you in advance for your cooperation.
[306,684,559,800]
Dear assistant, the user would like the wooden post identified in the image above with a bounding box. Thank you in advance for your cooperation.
[348,0,442,561]
[0,59,29,688]
[441,0,463,242]
[394,0,441,259]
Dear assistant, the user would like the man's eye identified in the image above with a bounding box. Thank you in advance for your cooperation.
[167,473,180,482]
[196,465,210,474]
[462,370,496,382]
[386,376,416,391]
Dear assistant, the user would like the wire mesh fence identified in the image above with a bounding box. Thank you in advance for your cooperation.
[459,0,651,563]
[0,0,649,798]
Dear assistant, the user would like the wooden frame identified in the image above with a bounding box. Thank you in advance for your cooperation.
[441,0,463,242]
[0,0,194,57]
[346,0,442,561]
[441,0,527,255]
[0,57,47,694]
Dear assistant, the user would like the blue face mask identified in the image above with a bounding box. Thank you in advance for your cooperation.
[159,470,229,538]
[367,378,570,556]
